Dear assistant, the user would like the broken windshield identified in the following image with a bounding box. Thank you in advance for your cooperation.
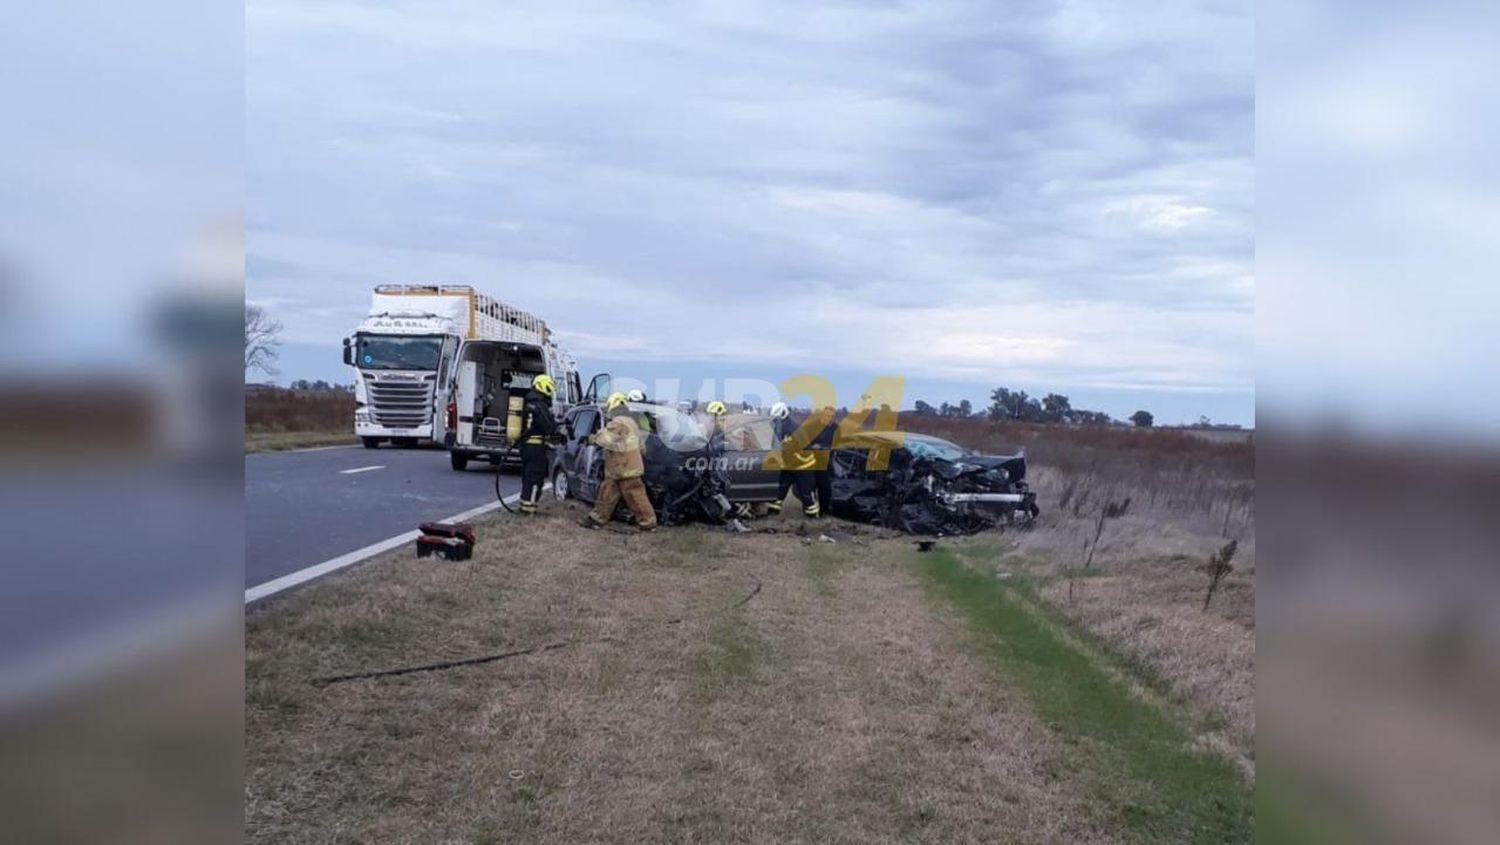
[903,435,971,461]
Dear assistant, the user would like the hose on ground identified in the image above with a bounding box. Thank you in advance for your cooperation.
[494,441,519,513]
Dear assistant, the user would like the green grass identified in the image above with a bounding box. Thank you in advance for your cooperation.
[245,430,358,452]
[917,548,1253,844]
[1254,765,1369,845]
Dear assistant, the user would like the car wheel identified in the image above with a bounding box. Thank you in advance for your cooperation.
[552,469,570,500]
[450,452,469,472]
[362,437,381,449]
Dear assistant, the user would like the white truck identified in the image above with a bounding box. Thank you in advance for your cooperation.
[342,284,579,457]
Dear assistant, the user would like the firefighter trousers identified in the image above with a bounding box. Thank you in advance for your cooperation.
[519,442,548,513]
[590,476,657,529]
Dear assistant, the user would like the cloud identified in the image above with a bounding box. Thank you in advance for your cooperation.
[247,0,1253,416]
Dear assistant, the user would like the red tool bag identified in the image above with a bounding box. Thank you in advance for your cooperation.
[416,521,476,561]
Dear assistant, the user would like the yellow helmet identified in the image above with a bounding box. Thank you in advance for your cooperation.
[606,391,628,411]
[532,374,556,397]
[705,400,727,416]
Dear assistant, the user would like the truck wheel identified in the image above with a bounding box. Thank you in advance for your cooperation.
[450,453,469,472]
[362,437,381,449]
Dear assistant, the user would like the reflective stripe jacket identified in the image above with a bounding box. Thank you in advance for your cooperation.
[520,389,557,444]
[592,413,646,480]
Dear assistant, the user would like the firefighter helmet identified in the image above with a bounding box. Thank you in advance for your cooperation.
[705,400,727,416]
[532,374,556,397]
[769,401,789,419]
[627,388,646,402]
[606,391,628,411]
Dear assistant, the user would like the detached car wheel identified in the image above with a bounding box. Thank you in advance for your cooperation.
[450,452,469,472]
[552,469,570,500]
[362,437,381,449]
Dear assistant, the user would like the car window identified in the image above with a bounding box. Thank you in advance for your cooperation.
[723,415,774,450]
[570,409,597,440]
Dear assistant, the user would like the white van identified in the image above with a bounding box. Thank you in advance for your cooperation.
[444,338,580,471]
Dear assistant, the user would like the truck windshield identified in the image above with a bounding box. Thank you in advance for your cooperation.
[355,335,443,371]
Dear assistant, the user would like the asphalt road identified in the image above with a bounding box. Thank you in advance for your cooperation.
[245,445,521,592]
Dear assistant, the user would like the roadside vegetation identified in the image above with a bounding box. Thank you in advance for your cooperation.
[248,414,1253,842]
[245,387,354,452]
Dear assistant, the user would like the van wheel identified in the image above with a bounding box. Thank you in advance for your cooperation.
[362,437,381,449]
[552,469,570,500]
[450,453,469,471]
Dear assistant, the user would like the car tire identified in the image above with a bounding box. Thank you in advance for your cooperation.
[552,468,570,500]
[394,437,418,448]
[450,452,469,472]
[362,437,381,449]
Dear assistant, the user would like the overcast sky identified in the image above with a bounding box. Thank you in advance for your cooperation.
[247,0,1253,425]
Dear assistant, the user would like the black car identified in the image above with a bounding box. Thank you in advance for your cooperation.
[826,431,1039,535]
[551,401,781,524]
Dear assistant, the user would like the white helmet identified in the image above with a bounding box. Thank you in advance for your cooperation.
[769,401,789,419]
[626,388,646,402]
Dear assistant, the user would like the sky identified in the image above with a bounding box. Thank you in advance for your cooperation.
[246,0,1254,426]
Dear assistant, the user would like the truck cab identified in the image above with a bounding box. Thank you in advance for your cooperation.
[344,318,459,448]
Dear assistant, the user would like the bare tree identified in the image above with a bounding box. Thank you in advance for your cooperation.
[245,304,283,377]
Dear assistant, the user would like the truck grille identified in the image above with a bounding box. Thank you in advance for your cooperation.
[368,378,434,429]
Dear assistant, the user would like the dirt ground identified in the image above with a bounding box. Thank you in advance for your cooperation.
[247,504,1132,844]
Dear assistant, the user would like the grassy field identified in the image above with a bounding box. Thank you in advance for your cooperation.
[246,414,1253,841]
[245,388,355,452]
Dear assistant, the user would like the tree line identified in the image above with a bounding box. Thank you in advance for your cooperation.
[913,388,1157,428]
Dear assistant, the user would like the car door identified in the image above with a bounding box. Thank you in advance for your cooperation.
[720,415,781,502]
[580,372,611,405]
[553,408,583,487]
[567,408,602,502]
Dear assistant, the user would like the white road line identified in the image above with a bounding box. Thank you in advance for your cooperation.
[339,465,386,475]
[278,444,360,454]
[244,485,544,605]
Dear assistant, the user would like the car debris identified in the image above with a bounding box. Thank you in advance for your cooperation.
[826,432,1040,536]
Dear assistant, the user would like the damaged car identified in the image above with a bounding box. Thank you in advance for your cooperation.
[551,397,780,526]
[825,431,1039,535]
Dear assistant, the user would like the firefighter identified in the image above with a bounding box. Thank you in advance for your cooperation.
[516,373,558,515]
[703,400,728,450]
[701,400,755,519]
[768,402,824,518]
[766,401,794,515]
[808,405,839,517]
[582,392,657,531]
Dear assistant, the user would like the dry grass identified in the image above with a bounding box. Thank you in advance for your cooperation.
[903,415,1256,766]
[246,506,1118,844]
[245,388,353,434]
